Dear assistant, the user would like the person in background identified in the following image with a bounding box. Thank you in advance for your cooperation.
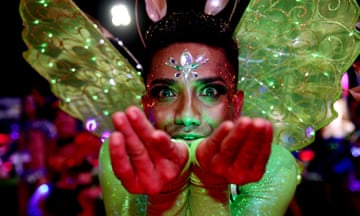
[17,89,56,216]
[343,58,360,216]
[40,103,103,216]
[291,57,360,216]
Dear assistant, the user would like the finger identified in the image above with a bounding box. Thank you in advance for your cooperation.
[205,121,234,157]
[112,111,143,146]
[143,131,188,184]
[216,117,253,165]
[112,111,159,192]
[136,132,189,195]
[124,107,184,194]
[197,121,233,171]
[235,118,272,169]
[125,106,157,144]
[113,136,159,194]
[109,132,138,189]
[113,107,155,149]
[152,130,185,162]
[230,118,273,184]
[113,108,154,167]
[138,131,177,185]
[245,119,272,181]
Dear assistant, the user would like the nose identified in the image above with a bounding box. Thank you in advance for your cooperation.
[174,92,201,127]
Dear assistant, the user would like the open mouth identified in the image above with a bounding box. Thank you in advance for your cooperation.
[173,134,202,141]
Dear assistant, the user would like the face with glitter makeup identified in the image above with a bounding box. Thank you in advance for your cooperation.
[142,42,244,142]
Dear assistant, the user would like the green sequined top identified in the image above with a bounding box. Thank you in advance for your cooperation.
[99,141,299,215]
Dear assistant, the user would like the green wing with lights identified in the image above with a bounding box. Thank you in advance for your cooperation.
[19,0,145,139]
[235,0,360,151]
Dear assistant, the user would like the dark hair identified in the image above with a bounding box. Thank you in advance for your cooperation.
[142,10,239,83]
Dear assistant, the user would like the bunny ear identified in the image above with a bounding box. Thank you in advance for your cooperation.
[145,0,167,22]
[204,0,229,15]
[350,86,360,101]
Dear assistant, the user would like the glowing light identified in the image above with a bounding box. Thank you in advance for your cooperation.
[341,72,349,97]
[298,149,315,162]
[305,127,314,138]
[38,184,50,194]
[109,78,116,85]
[28,183,51,216]
[111,4,131,26]
[0,133,11,145]
[86,119,98,132]
[208,0,222,8]
[351,146,360,157]
[136,64,143,70]
[101,131,112,142]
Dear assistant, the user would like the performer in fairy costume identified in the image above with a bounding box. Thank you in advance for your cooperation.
[19,0,360,215]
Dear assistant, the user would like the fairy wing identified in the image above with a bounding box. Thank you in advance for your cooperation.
[234,0,360,151]
[20,0,145,139]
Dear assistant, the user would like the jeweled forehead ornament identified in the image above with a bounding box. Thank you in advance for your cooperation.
[165,49,209,80]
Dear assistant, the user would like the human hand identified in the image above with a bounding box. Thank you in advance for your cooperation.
[109,106,189,195]
[195,116,273,185]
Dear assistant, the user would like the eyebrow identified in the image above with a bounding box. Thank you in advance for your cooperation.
[149,78,176,86]
[149,77,226,86]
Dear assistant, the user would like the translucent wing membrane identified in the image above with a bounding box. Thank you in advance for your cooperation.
[235,0,360,151]
[20,0,145,139]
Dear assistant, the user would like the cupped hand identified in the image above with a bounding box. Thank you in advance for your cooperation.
[109,106,189,195]
[195,116,273,185]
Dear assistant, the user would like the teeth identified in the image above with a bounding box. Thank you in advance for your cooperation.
[172,134,201,140]
[183,136,196,140]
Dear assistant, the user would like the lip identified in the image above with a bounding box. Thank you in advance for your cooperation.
[172,133,203,141]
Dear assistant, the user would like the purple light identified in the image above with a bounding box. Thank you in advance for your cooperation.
[306,127,314,138]
[27,183,51,216]
[351,146,360,157]
[86,119,98,132]
[101,131,111,142]
[341,72,349,97]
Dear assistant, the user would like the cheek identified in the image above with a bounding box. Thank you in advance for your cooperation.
[202,101,234,127]
[151,106,174,129]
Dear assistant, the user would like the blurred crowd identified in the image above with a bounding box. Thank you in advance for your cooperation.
[0,59,359,216]
[286,59,360,216]
[0,89,104,216]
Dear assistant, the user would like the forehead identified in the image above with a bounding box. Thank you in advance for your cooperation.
[148,42,235,82]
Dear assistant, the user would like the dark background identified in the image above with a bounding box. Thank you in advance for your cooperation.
[6,0,39,97]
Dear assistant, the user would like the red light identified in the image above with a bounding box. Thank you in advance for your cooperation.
[298,149,315,162]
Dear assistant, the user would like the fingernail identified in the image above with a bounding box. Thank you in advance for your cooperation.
[127,107,138,121]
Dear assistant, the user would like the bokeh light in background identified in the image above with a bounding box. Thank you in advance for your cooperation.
[110,3,131,26]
